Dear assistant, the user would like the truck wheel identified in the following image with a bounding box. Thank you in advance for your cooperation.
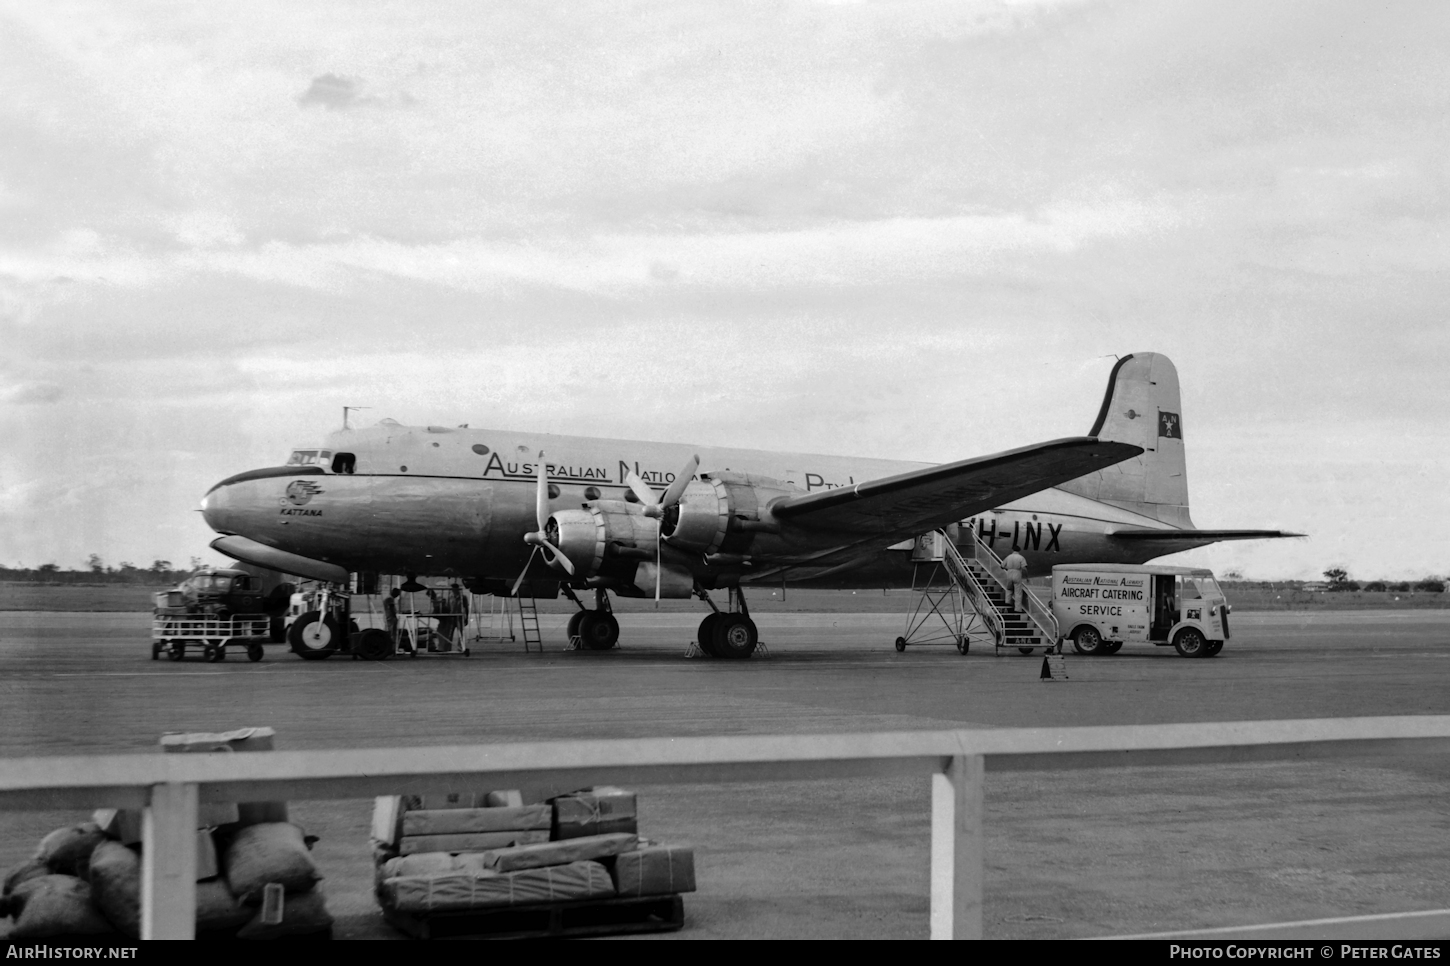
[1072,626,1104,655]
[1174,627,1209,658]
[151,643,162,660]
[354,628,392,661]
[1101,641,1123,655]
[247,644,264,662]
[288,611,339,660]
[168,643,185,661]
[1204,640,1223,657]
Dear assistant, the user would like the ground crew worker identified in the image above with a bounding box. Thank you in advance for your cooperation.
[1002,549,1028,612]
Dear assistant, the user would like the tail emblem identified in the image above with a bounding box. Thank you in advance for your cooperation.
[1158,411,1182,439]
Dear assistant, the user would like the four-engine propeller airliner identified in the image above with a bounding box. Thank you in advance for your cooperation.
[200,352,1299,658]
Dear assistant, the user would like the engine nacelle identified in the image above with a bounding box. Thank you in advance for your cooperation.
[663,471,798,555]
[549,501,658,577]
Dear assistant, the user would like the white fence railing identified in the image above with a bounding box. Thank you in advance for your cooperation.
[2,716,1448,940]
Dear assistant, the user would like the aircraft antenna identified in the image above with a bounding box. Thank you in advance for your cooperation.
[343,406,370,429]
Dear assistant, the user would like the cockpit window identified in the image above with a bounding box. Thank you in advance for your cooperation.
[332,452,356,474]
[285,450,334,468]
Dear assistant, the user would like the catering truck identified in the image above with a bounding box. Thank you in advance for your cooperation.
[1050,563,1230,658]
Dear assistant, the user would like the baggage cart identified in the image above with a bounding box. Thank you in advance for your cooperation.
[151,614,272,662]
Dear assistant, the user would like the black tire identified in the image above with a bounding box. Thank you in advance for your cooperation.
[354,628,392,661]
[697,613,723,656]
[578,611,620,650]
[167,643,185,661]
[269,616,286,643]
[895,636,907,652]
[1174,626,1209,658]
[1101,640,1123,655]
[151,643,162,660]
[1204,640,1223,657]
[566,610,587,643]
[207,645,225,662]
[288,611,339,660]
[1072,625,1105,655]
[712,614,758,660]
[1018,647,1034,655]
[957,637,970,655]
[247,644,264,662]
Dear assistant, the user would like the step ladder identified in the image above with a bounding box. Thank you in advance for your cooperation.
[516,596,542,653]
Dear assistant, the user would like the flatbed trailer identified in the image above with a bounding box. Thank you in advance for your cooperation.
[151,614,272,662]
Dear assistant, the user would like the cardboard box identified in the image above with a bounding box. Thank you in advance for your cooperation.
[481,833,639,873]
[398,829,550,856]
[402,805,551,837]
[612,846,696,896]
[552,787,638,841]
[381,860,616,913]
[372,796,404,848]
[196,827,219,881]
[160,728,284,827]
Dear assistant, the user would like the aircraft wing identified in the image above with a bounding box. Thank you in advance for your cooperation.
[768,437,1142,540]
[1108,528,1305,541]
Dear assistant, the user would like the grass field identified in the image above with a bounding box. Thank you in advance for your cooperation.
[2,581,1444,613]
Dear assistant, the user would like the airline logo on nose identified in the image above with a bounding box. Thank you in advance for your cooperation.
[283,480,325,506]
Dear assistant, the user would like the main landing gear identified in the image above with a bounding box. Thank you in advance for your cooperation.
[695,587,758,660]
[565,588,620,651]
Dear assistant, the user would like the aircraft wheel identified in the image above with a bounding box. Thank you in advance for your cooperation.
[354,628,393,661]
[1072,625,1105,655]
[247,644,265,662]
[578,611,620,651]
[696,613,723,657]
[167,643,185,661]
[288,611,339,660]
[712,614,758,660]
[1173,627,1209,658]
[1101,640,1123,655]
[894,637,907,652]
[566,610,587,643]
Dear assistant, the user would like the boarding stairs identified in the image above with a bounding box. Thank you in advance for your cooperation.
[949,534,1059,655]
[897,529,1058,655]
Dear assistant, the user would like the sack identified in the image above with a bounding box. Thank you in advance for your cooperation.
[2,859,48,897]
[34,822,108,878]
[4,875,114,939]
[195,879,253,933]
[224,824,322,903]
[87,842,141,938]
[235,888,333,940]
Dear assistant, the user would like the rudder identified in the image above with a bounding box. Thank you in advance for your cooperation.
[1059,353,1193,527]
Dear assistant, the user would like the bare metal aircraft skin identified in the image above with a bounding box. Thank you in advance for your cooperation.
[201,353,1297,638]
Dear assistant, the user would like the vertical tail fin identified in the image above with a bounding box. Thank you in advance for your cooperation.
[1059,352,1194,528]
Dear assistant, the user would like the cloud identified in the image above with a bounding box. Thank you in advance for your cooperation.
[3,381,63,405]
[297,74,364,111]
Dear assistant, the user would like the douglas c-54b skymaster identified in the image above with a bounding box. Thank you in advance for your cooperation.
[200,352,1298,659]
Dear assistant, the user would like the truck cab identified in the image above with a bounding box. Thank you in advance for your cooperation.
[1050,563,1230,658]
[153,568,265,619]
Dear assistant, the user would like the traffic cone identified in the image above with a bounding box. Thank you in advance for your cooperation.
[1040,655,1052,680]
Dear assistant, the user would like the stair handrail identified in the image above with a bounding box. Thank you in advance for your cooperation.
[939,536,1005,646]
[962,528,1059,647]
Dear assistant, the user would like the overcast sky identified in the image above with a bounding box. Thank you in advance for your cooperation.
[3,1,1447,581]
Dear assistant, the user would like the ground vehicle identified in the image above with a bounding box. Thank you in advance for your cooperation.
[1050,563,1230,658]
[151,567,285,662]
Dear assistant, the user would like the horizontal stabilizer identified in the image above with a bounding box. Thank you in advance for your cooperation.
[770,437,1142,537]
[210,535,349,584]
[1109,528,1304,541]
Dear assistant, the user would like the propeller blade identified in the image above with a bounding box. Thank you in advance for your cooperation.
[535,453,551,532]
[655,526,661,607]
[659,454,699,508]
[623,471,659,507]
[510,545,540,597]
[526,531,577,575]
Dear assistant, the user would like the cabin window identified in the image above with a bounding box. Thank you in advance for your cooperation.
[332,452,356,474]
[623,489,640,503]
[584,486,601,501]
[547,484,560,499]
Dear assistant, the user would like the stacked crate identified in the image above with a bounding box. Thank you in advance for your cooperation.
[372,787,695,939]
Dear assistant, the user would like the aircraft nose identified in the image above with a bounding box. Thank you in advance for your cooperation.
[201,480,235,533]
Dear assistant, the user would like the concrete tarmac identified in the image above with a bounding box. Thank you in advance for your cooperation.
[1,609,1448,939]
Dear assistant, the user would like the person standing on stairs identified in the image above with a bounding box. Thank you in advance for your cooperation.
[1002,549,1028,613]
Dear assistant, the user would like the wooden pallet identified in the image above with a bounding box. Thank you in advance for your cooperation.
[383,893,684,940]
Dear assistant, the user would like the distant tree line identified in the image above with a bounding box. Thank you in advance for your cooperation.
[1318,568,1444,593]
[0,556,201,585]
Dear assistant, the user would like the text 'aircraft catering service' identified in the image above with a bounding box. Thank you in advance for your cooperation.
[199,353,1299,659]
